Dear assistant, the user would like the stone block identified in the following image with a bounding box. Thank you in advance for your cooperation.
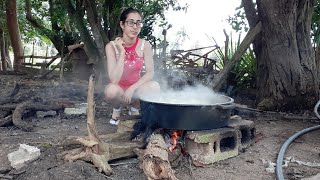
[64,103,88,115]
[7,144,41,169]
[185,128,239,166]
[228,115,256,150]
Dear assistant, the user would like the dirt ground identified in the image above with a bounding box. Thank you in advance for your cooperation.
[0,73,319,180]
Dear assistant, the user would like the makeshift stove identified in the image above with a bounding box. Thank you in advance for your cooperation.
[62,75,257,180]
[136,92,256,167]
[140,115,256,167]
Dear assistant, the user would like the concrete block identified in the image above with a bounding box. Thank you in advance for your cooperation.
[7,144,41,169]
[185,128,239,166]
[228,115,256,150]
[64,103,88,115]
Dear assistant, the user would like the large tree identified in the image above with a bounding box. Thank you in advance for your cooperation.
[6,0,23,69]
[242,0,319,110]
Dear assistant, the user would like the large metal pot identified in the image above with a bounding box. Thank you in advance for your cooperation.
[140,94,234,130]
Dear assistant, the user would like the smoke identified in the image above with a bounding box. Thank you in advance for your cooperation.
[140,83,233,105]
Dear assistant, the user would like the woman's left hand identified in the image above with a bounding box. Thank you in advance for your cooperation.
[123,87,135,104]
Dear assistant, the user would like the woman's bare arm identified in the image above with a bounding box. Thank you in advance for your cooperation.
[105,42,125,84]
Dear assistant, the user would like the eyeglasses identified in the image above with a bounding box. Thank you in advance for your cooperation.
[125,20,143,28]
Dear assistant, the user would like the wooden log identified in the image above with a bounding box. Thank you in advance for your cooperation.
[134,134,178,180]
[210,22,262,91]
[12,102,34,131]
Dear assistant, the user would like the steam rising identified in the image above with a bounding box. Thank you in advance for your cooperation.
[140,84,233,105]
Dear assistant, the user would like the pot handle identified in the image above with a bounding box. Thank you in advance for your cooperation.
[216,104,235,110]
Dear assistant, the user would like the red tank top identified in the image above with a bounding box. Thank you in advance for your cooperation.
[118,38,144,89]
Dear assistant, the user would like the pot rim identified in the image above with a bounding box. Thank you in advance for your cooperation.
[140,94,234,107]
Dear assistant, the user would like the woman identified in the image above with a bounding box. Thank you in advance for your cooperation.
[104,7,160,125]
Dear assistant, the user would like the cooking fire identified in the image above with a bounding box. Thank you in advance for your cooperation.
[132,85,256,167]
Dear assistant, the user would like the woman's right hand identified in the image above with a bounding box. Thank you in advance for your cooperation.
[114,37,125,54]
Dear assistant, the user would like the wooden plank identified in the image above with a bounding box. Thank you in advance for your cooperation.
[210,22,262,91]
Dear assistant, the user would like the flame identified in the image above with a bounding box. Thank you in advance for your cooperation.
[169,130,183,152]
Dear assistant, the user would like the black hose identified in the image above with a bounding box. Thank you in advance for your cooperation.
[276,100,320,180]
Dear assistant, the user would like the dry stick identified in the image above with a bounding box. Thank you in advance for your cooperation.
[45,56,59,68]
[223,29,229,65]
[235,104,319,121]
[87,75,100,143]
[20,55,60,59]
[211,22,262,91]
[193,47,219,63]
[39,52,71,79]
[185,53,216,62]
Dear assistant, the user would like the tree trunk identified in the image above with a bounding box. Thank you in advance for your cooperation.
[0,28,6,71]
[84,0,109,83]
[65,0,103,64]
[84,0,108,58]
[25,0,65,54]
[4,37,12,70]
[5,0,23,70]
[254,0,319,110]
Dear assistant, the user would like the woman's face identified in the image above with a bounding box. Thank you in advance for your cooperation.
[120,12,142,39]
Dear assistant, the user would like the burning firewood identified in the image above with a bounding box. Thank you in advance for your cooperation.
[134,134,178,180]
[62,75,143,175]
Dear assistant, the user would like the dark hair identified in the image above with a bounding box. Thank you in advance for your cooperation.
[120,7,143,22]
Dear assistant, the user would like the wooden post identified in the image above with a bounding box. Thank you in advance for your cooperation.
[31,41,34,66]
[59,39,64,81]
[223,29,229,65]
[62,75,143,176]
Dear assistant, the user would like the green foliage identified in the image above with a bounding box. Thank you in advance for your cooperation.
[215,34,256,94]
[227,6,249,32]
[312,0,320,45]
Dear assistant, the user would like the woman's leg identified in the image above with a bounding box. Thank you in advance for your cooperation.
[104,83,124,120]
[104,83,124,106]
